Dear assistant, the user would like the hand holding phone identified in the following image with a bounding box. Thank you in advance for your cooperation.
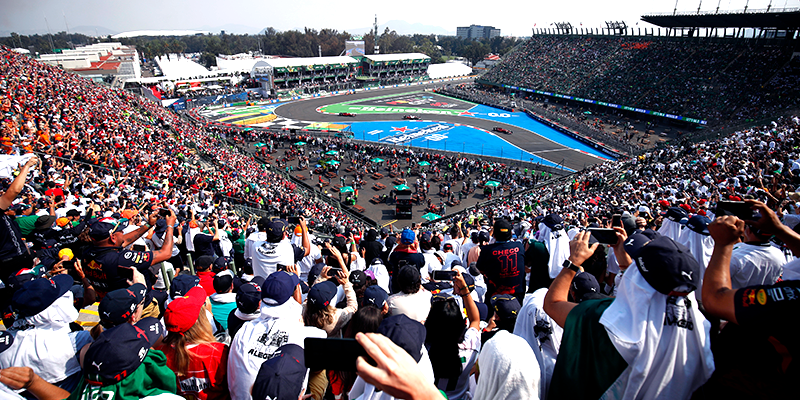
[716,200,755,220]
[587,228,619,245]
[304,338,372,371]
[431,270,456,281]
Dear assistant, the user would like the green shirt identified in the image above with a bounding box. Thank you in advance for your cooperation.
[67,350,177,400]
[15,215,39,236]
[549,298,628,399]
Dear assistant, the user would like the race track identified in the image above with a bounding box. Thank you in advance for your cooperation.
[273,84,609,171]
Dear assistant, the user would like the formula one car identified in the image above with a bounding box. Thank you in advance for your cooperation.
[493,127,513,134]
[403,115,420,120]
[339,112,356,117]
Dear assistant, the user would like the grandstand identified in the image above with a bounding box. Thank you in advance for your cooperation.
[359,53,431,84]
[483,8,800,128]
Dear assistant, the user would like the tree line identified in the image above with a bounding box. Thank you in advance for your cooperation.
[0,28,523,66]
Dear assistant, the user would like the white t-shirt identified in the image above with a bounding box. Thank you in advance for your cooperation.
[444,239,463,259]
[246,233,296,278]
[434,327,481,400]
[387,290,432,323]
[227,302,325,400]
[729,242,785,289]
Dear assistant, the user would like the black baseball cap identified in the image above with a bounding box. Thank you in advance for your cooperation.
[493,219,513,241]
[362,285,389,308]
[252,344,307,400]
[571,272,605,302]
[349,270,367,286]
[266,219,289,242]
[170,274,200,299]
[490,294,521,320]
[12,275,72,317]
[213,270,235,294]
[98,283,147,328]
[236,282,262,314]
[306,281,337,311]
[83,318,163,386]
[378,314,427,362]
[88,217,128,241]
[635,236,701,295]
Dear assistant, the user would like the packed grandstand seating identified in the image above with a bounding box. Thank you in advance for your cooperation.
[482,36,800,125]
[2,38,800,399]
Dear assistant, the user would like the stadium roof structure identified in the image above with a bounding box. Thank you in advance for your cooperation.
[641,8,800,28]
[363,53,431,66]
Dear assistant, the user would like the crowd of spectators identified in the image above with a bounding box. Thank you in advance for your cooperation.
[437,84,648,154]
[482,35,800,125]
[2,41,800,400]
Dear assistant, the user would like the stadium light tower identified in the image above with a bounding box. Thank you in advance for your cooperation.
[555,22,573,34]
[605,21,628,35]
[373,15,380,54]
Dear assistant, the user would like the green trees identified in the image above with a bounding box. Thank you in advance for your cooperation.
[0,29,524,67]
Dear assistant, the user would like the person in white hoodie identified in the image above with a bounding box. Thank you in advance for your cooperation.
[0,275,92,394]
[474,330,541,400]
[227,269,325,400]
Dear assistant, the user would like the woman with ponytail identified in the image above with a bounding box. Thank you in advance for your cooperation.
[424,270,481,400]
[156,286,229,399]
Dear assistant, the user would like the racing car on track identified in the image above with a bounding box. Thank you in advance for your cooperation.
[339,112,356,117]
[493,127,513,134]
[403,115,420,120]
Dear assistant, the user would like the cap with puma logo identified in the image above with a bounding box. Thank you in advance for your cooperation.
[634,235,701,295]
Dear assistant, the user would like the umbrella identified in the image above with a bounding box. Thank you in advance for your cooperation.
[371,158,385,163]
[421,212,441,221]
[485,180,501,187]
[254,143,268,147]
[325,160,340,165]
[418,161,431,166]
[583,111,592,115]
[324,150,339,156]
[394,184,411,191]
[294,141,306,146]
[340,186,354,193]
[243,128,254,132]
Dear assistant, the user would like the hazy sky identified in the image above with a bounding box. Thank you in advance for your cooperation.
[1,0,796,36]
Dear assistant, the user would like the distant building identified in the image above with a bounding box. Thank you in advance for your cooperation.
[38,42,140,86]
[473,53,502,70]
[456,25,501,40]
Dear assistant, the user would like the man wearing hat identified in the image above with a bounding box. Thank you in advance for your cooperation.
[544,230,714,399]
[477,218,526,306]
[72,318,173,399]
[210,270,237,331]
[387,229,425,294]
[227,270,325,400]
[81,210,177,300]
[97,283,148,329]
[482,294,521,343]
[0,275,92,393]
[227,280,264,339]
[252,343,309,400]
[245,217,310,279]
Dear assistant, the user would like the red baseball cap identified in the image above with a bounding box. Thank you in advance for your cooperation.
[164,286,207,334]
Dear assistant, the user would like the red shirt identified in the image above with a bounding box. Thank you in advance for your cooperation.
[156,341,229,400]
[197,270,216,297]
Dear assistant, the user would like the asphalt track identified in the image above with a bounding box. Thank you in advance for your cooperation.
[274,84,606,171]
